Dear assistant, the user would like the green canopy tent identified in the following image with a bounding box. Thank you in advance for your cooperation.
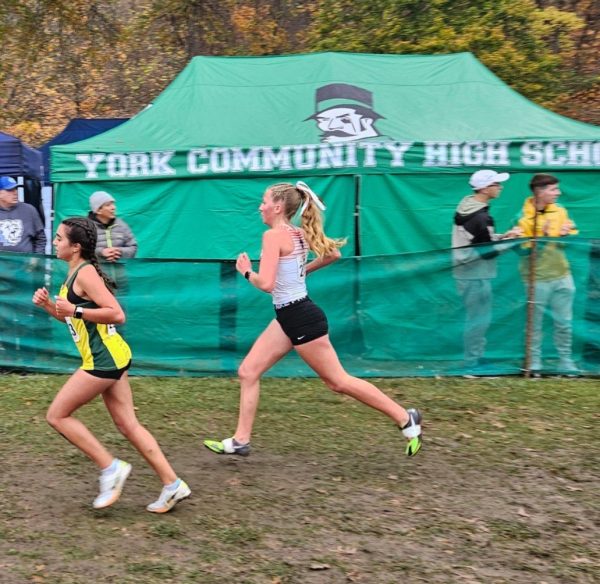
[28,51,599,377]
[51,51,600,258]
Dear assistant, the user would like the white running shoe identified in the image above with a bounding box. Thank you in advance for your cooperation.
[93,460,132,509]
[146,479,191,514]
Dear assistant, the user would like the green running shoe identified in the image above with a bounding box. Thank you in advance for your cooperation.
[203,437,251,457]
[401,408,422,457]
[405,436,422,457]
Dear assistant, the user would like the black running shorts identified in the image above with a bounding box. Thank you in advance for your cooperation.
[275,297,328,345]
[83,360,132,380]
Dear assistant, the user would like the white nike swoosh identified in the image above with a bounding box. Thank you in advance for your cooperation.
[297,335,306,340]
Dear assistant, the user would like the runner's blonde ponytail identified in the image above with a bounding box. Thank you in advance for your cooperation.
[268,183,346,258]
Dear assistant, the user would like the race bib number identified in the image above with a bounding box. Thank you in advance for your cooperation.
[65,317,80,342]
[297,256,306,279]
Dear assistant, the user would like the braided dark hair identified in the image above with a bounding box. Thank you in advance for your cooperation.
[62,217,116,290]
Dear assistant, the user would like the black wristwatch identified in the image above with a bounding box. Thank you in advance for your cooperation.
[73,306,84,319]
[244,271,252,280]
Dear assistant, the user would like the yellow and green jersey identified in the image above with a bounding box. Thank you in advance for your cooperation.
[59,263,131,371]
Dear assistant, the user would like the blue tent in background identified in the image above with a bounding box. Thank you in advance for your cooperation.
[0,131,43,179]
[40,118,128,183]
[0,131,45,226]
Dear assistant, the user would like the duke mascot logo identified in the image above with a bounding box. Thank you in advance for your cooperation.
[304,83,385,143]
[0,219,24,246]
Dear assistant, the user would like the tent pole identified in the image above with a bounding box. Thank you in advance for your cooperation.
[351,175,365,355]
[353,174,361,257]
[524,197,539,378]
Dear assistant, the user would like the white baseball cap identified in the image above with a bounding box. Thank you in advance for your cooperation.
[469,170,510,190]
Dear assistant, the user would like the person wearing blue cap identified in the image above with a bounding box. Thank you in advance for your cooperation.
[0,176,46,253]
[0,176,47,353]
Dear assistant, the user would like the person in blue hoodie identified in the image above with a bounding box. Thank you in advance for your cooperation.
[452,170,521,370]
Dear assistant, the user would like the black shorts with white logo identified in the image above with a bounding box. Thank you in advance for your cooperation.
[275,297,328,346]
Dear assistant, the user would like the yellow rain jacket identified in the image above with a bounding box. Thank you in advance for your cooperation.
[518,197,578,282]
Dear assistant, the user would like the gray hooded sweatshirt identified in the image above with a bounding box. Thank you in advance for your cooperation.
[0,202,46,253]
[451,195,500,280]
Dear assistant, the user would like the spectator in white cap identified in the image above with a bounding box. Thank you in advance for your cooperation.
[451,170,522,372]
[88,191,137,262]
[468,169,510,191]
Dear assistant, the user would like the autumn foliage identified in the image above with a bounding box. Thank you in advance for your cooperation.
[0,0,597,146]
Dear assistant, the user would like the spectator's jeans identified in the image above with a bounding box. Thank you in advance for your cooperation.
[531,274,575,361]
[456,278,492,365]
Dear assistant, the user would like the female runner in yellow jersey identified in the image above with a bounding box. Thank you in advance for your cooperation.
[32,217,190,513]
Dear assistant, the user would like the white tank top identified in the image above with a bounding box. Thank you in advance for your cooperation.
[271,225,309,306]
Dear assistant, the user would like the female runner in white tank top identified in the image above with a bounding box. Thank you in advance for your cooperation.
[204,182,422,457]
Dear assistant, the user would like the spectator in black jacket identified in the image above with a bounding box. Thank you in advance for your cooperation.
[451,170,521,370]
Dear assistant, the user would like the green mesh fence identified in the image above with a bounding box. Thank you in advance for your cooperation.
[1,238,599,377]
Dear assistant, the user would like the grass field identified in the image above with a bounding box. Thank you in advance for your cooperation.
[1,374,598,584]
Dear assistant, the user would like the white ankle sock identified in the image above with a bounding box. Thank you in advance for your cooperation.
[101,458,119,475]
[165,478,180,491]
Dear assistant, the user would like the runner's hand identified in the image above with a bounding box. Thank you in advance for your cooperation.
[54,296,75,317]
[236,252,252,275]
[32,287,50,307]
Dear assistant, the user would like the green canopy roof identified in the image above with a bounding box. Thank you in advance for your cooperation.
[51,51,600,182]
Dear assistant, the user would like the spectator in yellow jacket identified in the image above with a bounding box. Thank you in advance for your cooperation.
[517,174,579,374]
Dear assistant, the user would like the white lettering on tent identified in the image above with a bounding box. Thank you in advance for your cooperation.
[358,142,382,167]
[567,142,591,166]
[485,141,510,165]
[231,148,262,172]
[345,143,358,167]
[449,143,462,165]
[546,141,568,166]
[76,154,106,178]
[294,145,316,170]
[593,143,600,165]
[520,142,543,166]
[188,149,209,174]
[425,141,511,167]
[262,147,292,171]
[151,151,176,175]
[128,153,150,177]
[107,154,128,177]
[211,148,231,173]
[318,145,344,169]
[386,142,413,167]
[521,141,600,167]
[423,142,449,166]
[462,142,485,165]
